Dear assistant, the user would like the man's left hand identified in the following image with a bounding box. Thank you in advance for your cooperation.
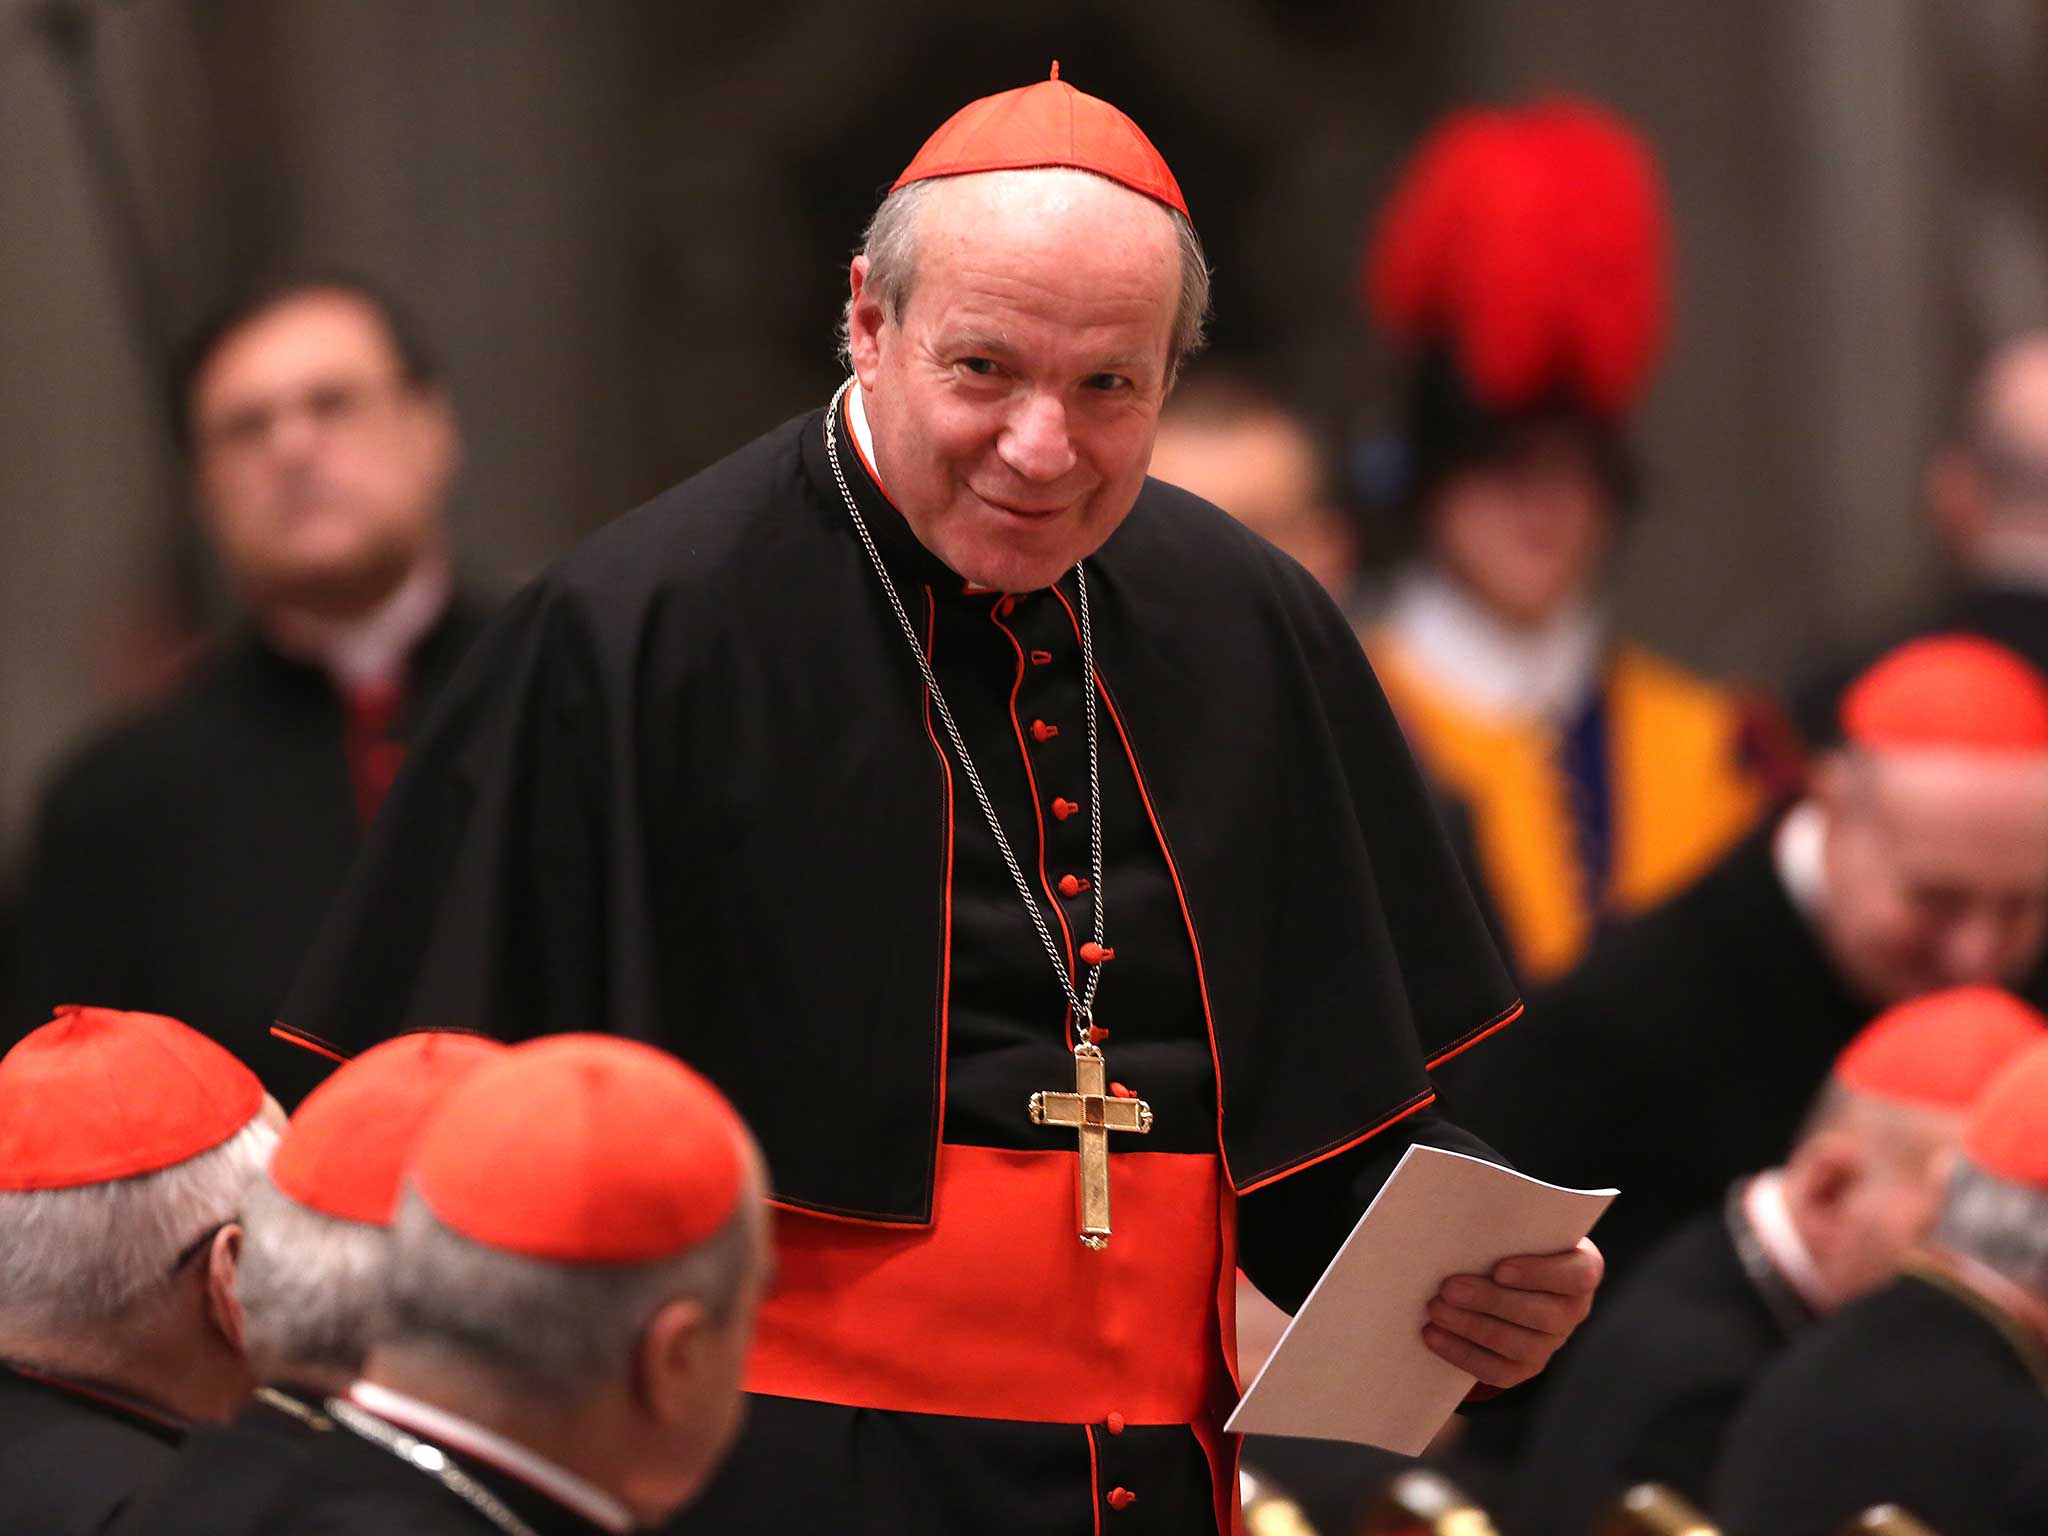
[1421,1238,1603,1390]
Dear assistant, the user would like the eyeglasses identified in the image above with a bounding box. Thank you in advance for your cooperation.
[165,1220,232,1278]
[197,375,414,458]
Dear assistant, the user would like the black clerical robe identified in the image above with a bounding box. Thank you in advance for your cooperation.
[282,400,1519,1534]
[1714,1264,2048,1536]
[1438,818,1883,1287]
[0,1363,183,1534]
[111,1391,613,1536]
[1999,1452,2048,1535]
[1508,1188,1813,1536]
[16,598,490,1102]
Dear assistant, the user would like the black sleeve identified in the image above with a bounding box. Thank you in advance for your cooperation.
[280,577,655,1054]
[1236,1106,1508,1314]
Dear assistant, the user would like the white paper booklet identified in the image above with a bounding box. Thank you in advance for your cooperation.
[1223,1144,1616,1455]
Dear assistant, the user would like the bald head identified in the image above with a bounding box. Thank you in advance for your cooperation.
[1814,747,2048,1005]
[846,167,1209,590]
[1930,333,2048,564]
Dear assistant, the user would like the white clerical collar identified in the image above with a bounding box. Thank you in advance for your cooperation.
[847,381,883,490]
[1380,565,1605,724]
[1743,1170,1835,1314]
[264,560,451,689]
[1773,798,1827,921]
[347,1379,634,1533]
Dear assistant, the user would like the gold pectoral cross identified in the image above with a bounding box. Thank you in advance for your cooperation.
[1028,1040,1153,1249]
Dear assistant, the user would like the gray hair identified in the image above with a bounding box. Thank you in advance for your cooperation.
[381,1185,764,1404]
[236,1175,392,1380]
[838,171,1212,384]
[0,1113,279,1333]
[1931,1157,2048,1295]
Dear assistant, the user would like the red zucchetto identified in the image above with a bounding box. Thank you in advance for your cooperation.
[409,1034,751,1264]
[270,1031,506,1226]
[892,62,1188,219]
[1840,634,2048,754]
[1833,986,2047,1111]
[0,1005,264,1191]
[1962,1038,2048,1190]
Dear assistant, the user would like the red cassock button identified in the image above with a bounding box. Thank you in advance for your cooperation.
[1106,1411,1126,1435]
[1079,942,1114,966]
[999,596,1018,618]
[1052,797,1080,821]
[1107,1487,1137,1511]
[1058,874,1089,898]
[1031,719,1060,743]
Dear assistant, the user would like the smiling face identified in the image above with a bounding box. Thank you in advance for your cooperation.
[846,170,1181,592]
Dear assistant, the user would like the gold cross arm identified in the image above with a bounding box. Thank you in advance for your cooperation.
[1028,1041,1153,1249]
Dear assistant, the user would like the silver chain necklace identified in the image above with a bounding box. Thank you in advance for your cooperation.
[326,1397,543,1536]
[823,377,1106,1039]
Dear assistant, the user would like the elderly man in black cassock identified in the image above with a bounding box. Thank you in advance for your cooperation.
[1508,985,2045,1536]
[1714,1039,2048,1536]
[0,1008,280,1534]
[282,70,1602,1534]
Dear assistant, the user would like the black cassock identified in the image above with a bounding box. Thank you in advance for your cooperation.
[109,1391,611,1536]
[1507,1190,1814,1536]
[0,1363,182,1534]
[283,399,1519,1534]
[1714,1266,2048,1536]
[15,600,490,1102]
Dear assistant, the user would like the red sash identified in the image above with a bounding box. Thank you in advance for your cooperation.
[749,1144,1233,1429]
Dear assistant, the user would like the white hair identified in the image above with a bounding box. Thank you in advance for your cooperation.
[1931,1157,2048,1295]
[838,171,1213,383]
[0,1113,279,1333]
[381,1186,764,1404]
[235,1175,392,1380]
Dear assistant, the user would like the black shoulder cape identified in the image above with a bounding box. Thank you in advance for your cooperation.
[284,406,1516,1222]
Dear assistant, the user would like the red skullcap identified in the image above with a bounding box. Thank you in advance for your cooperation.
[0,1006,264,1191]
[1963,1038,2048,1191]
[892,62,1188,218]
[410,1035,750,1264]
[271,1032,506,1226]
[1834,986,2047,1111]
[1841,634,2048,753]
[1365,97,1669,418]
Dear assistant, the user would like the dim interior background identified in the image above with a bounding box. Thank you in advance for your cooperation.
[1,0,2045,874]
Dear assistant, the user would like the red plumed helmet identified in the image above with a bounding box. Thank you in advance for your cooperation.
[1365,98,1670,420]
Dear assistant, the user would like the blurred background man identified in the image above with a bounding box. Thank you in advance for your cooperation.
[1799,332,2048,740]
[133,1034,770,1535]
[1510,985,2046,1535]
[1147,366,1363,611]
[0,1006,279,1533]
[1358,99,1795,989]
[1715,1038,2048,1536]
[15,278,492,1100]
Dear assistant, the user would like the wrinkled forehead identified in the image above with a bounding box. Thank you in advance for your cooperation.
[916,169,1180,290]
